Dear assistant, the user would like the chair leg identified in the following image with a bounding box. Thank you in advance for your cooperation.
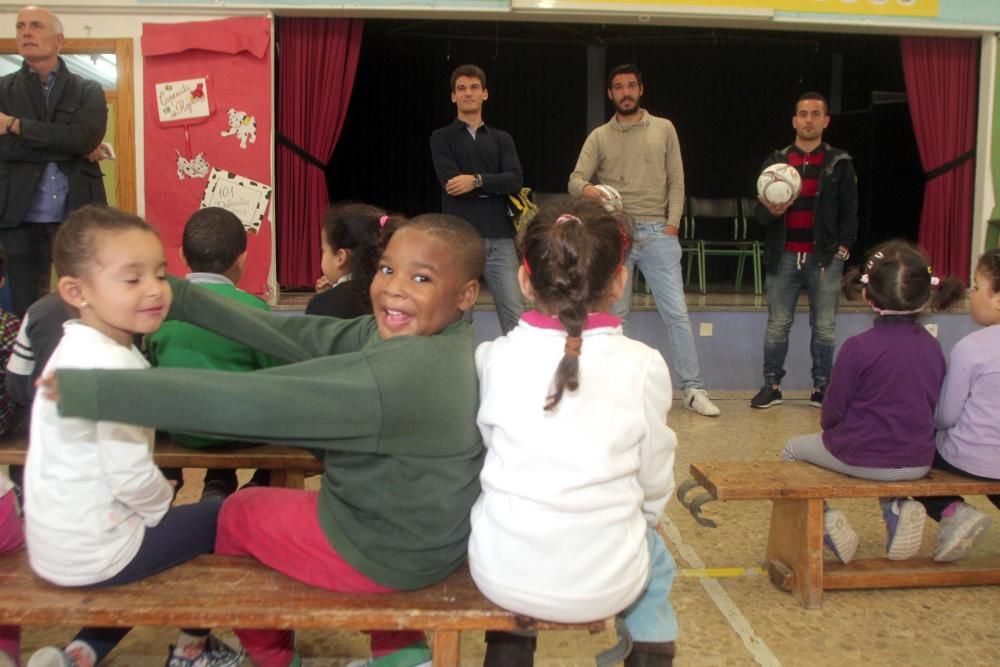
[735,255,746,293]
[698,245,707,294]
[753,243,763,295]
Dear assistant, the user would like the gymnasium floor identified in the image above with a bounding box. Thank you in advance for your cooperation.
[12,392,1000,666]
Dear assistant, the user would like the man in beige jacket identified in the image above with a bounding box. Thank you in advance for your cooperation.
[569,63,719,417]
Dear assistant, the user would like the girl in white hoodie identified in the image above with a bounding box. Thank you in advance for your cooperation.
[471,198,678,667]
[24,206,240,667]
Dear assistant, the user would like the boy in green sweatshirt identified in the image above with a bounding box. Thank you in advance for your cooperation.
[54,214,486,667]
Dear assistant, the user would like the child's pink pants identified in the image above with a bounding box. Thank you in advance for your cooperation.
[215,487,425,667]
[0,489,24,664]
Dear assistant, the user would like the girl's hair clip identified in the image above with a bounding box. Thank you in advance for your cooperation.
[555,214,582,225]
[930,276,941,286]
[860,274,870,285]
[379,215,389,227]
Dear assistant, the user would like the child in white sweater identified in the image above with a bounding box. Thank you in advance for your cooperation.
[471,198,679,666]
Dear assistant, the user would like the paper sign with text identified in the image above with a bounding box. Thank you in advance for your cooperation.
[200,168,272,234]
[155,76,213,126]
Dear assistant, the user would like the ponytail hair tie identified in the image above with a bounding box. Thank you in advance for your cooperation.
[555,214,582,226]
[930,276,940,286]
[860,274,870,285]
[564,335,582,358]
[379,215,389,227]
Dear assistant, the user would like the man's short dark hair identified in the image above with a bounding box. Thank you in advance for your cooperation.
[450,64,486,91]
[607,64,643,90]
[182,207,247,274]
[796,92,829,115]
[406,213,485,282]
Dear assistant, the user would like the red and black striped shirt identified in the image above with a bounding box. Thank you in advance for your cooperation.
[783,146,825,254]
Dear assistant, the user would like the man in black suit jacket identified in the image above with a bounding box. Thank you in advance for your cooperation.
[0,5,107,316]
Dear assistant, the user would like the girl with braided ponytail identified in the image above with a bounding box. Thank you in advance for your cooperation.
[782,239,963,565]
[471,198,680,667]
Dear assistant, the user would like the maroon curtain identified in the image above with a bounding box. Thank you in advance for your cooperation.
[277,18,363,287]
[900,36,978,282]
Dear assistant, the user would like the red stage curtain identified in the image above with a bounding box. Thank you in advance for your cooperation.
[900,36,979,283]
[276,18,363,287]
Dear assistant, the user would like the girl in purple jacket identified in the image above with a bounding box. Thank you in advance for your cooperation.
[781,240,963,563]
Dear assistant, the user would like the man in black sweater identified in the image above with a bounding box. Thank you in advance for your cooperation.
[430,64,524,334]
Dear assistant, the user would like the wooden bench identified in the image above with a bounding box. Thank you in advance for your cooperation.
[0,551,610,667]
[0,434,324,489]
[681,461,1000,608]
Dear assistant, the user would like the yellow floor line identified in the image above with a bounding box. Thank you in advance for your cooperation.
[678,566,768,578]
[660,517,781,666]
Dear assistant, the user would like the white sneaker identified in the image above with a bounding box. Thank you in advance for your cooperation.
[882,498,927,561]
[823,509,859,563]
[26,647,71,667]
[934,502,992,562]
[685,388,720,417]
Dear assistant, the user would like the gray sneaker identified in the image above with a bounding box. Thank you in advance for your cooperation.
[684,388,720,416]
[934,502,992,562]
[823,509,859,563]
[882,498,927,561]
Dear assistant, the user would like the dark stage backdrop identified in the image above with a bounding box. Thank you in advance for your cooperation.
[321,21,923,269]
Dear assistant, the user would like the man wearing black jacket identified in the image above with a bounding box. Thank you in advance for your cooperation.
[430,64,523,334]
[751,92,858,410]
[0,6,107,316]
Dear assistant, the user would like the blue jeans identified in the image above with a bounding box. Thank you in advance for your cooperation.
[483,237,523,335]
[620,527,678,643]
[613,223,703,392]
[763,251,843,388]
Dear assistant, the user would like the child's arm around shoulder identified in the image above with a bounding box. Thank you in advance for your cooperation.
[168,276,374,363]
[638,349,676,526]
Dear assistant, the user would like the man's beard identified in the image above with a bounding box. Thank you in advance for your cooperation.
[613,96,641,117]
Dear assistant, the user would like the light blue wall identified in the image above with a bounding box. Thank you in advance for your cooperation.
[472,309,979,392]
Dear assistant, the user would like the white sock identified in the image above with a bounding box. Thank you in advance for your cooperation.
[64,641,97,667]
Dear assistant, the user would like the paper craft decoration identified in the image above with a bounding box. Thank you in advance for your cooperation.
[200,168,271,233]
[220,108,257,149]
[176,151,210,180]
[156,76,212,126]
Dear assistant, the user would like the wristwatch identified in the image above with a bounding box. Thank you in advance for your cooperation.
[473,174,483,189]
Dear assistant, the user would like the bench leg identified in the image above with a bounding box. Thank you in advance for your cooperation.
[765,498,824,609]
[430,630,460,667]
[269,470,305,489]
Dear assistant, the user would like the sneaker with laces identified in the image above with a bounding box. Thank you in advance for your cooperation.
[750,385,782,409]
[934,502,992,562]
[809,388,825,408]
[684,388,720,417]
[822,509,858,563]
[345,641,431,667]
[165,635,244,667]
[882,498,927,560]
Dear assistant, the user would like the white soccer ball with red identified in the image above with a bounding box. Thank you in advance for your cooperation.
[756,163,802,206]
[594,184,623,213]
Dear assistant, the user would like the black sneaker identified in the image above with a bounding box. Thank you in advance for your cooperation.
[750,385,782,409]
[809,388,826,408]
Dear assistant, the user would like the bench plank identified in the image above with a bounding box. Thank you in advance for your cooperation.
[690,461,1000,500]
[0,435,324,477]
[0,551,608,633]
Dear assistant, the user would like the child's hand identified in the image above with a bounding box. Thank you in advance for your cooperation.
[36,373,60,402]
[315,276,331,293]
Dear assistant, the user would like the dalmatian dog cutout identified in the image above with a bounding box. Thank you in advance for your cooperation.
[220,108,257,149]
[176,151,210,180]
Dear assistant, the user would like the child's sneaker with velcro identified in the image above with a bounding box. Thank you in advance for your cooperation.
[882,498,926,560]
[934,501,992,562]
[345,641,431,667]
[822,509,858,563]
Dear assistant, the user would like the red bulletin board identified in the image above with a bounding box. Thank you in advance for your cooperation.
[142,17,273,298]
